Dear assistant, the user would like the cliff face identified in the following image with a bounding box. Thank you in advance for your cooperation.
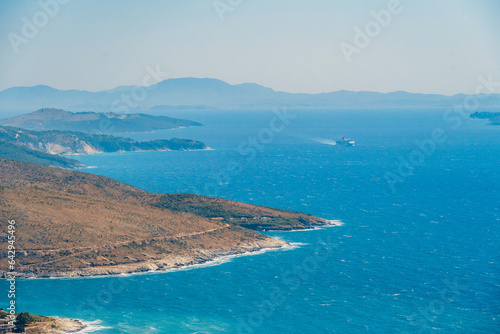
[0,109,208,167]
[0,141,83,168]
[0,159,328,278]
[0,125,207,156]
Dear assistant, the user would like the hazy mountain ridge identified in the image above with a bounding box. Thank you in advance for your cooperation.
[2,78,499,111]
[0,108,202,133]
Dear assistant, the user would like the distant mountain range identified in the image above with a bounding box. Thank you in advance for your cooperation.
[1,78,500,111]
[0,108,201,133]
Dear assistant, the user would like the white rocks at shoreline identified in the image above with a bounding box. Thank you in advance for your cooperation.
[26,318,86,334]
[8,238,287,279]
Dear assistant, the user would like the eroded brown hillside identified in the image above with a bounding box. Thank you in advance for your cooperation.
[0,159,330,277]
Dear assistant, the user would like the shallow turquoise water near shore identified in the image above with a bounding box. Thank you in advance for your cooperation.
[2,109,499,333]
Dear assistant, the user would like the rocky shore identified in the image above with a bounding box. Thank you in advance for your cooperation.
[5,238,287,279]
[25,318,86,334]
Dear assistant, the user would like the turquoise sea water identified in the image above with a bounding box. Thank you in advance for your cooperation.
[2,109,499,333]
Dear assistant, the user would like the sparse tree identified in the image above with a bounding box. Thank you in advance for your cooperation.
[15,312,33,332]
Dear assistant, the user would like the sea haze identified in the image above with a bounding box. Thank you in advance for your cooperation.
[2,109,499,333]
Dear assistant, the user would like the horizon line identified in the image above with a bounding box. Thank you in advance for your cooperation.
[1,77,495,97]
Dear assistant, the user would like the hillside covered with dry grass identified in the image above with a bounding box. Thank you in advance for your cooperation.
[0,159,330,277]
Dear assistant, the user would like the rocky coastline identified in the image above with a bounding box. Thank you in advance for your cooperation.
[3,238,286,279]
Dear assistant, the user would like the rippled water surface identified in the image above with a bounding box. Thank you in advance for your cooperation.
[3,109,499,333]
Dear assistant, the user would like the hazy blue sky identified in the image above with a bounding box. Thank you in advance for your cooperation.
[0,0,499,95]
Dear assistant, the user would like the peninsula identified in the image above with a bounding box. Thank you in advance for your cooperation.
[0,108,202,133]
[0,159,334,278]
[0,125,208,168]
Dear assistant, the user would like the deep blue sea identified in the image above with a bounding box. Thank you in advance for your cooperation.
[2,109,499,333]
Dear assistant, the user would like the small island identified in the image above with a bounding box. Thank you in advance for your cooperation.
[469,111,500,125]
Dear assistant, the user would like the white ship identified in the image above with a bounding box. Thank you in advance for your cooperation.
[337,137,355,146]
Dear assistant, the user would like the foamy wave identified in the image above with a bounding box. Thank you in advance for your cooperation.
[283,242,308,250]
[298,136,338,146]
[313,138,337,146]
[78,320,111,333]
[168,246,287,273]
[39,246,286,280]
[272,220,343,233]
[284,228,319,232]
[30,230,326,281]
[307,219,345,229]
[46,318,110,333]
[324,219,344,227]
